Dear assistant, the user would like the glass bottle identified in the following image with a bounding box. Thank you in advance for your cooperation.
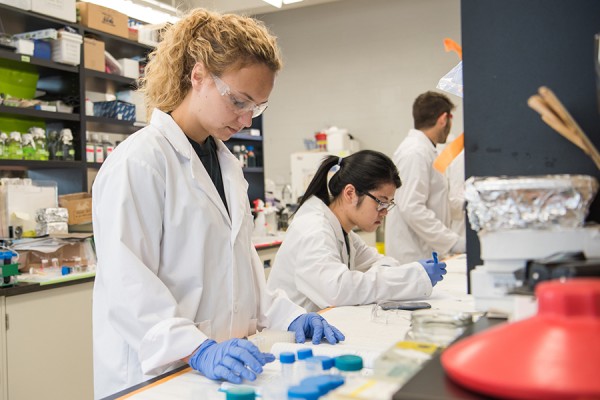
[102,134,114,160]
[47,130,58,160]
[91,133,103,163]
[7,131,23,160]
[57,129,74,161]
[21,133,36,160]
[86,132,96,163]
[31,127,48,161]
[247,145,256,167]
[0,132,8,159]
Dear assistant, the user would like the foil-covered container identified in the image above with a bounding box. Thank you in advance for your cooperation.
[465,175,598,232]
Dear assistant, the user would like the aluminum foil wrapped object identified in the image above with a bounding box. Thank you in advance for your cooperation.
[465,175,598,232]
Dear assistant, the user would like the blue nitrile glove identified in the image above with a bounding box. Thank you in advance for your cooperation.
[419,259,447,287]
[189,338,275,383]
[288,312,346,345]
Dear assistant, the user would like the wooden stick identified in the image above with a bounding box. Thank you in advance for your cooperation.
[537,87,600,170]
[527,95,587,152]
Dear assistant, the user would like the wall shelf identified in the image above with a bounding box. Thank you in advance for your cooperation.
[0,106,80,121]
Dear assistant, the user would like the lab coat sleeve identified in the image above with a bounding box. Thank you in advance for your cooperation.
[291,223,432,309]
[397,151,460,254]
[93,157,206,375]
[251,247,306,331]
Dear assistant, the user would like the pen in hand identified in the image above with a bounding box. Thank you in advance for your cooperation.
[432,251,439,264]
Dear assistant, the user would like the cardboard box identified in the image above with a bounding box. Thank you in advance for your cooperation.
[14,234,96,272]
[31,0,76,23]
[117,58,139,79]
[76,2,129,39]
[58,192,92,225]
[0,0,31,11]
[84,37,105,72]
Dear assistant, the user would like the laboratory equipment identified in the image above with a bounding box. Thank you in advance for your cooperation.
[404,309,473,346]
[290,151,332,202]
[0,250,19,286]
[441,278,600,399]
[466,175,600,319]
[378,301,431,311]
[226,386,256,400]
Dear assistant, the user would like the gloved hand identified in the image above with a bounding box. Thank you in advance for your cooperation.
[189,338,275,383]
[419,259,447,287]
[288,312,346,344]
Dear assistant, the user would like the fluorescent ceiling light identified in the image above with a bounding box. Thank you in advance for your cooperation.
[81,0,180,24]
[261,0,304,7]
[261,0,282,7]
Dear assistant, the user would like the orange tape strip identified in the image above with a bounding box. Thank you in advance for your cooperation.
[433,133,464,174]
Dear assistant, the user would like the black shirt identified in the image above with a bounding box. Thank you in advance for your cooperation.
[188,136,229,214]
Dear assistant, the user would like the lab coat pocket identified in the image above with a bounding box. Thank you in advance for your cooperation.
[196,320,212,339]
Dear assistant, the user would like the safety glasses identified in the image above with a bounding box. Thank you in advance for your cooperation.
[211,74,268,118]
[362,192,396,212]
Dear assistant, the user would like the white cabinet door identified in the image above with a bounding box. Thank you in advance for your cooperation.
[5,282,93,400]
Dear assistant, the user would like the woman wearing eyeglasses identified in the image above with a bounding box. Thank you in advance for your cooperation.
[267,150,446,313]
[91,9,344,399]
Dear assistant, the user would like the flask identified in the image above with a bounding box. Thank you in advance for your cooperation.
[21,133,36,160]
[246,145,256,167]
[31,127,48,161]
[7,131,23,160]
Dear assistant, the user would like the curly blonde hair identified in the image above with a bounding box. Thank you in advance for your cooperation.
[139,8,283,114]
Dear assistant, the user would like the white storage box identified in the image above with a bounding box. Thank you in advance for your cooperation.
[51,31,82,66]
[31,0,76,23]
[0,0,31,10]
[117,58,140,79]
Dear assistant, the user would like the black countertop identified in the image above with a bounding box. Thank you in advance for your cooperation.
[0,276,95,297]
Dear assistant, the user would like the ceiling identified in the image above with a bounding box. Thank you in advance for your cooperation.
[174,0,344,15]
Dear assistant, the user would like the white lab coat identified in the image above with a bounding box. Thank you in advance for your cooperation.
[92,109,304,399]
[267,197,432,312]
[385,129,461,263]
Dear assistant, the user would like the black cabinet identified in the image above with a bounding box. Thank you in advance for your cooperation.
[0,2,150,194]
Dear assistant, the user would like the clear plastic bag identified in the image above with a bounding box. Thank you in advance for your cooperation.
[437,61,463,98]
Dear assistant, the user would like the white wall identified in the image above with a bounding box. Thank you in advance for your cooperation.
[257,0,463,190]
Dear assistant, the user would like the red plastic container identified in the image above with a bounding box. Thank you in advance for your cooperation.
[441,278,600,400]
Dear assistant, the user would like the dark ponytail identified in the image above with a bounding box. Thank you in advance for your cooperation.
[297,149,401,210]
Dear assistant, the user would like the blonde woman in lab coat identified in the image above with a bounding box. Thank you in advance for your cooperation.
[92,9,343,399]
[267,150,447,312]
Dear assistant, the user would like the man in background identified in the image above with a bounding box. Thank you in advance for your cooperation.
[385,91,465,263]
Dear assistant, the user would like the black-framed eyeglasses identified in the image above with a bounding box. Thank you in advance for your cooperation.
[362,192,396,212]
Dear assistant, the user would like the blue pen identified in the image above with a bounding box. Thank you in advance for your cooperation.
[432,251,439,264]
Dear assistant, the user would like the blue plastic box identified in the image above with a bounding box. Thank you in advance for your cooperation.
[33,40,51,60]
[93,100,136,121]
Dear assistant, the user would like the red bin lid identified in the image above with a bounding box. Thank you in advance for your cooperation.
[441,278,600,400]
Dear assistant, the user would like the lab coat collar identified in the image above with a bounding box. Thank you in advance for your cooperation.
[408,129,438,150]
[149,109,236,228]
[302,197,352,266]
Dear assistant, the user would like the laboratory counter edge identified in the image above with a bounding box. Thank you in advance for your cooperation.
[104,316,505,400]
[0,275,95,297]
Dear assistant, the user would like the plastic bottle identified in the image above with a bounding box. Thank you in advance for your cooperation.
[280,351,297,385]
[31,127,48,161]
[92,133,104,163]
[0,132,7,159]
[238,144,248,167]
[86,133,96,163]
[85,98,94,116]
[21,133,36,160]
[334,355,364,381]
[246,145,256,167]
[7,131,23,160]
[225,386,255,400]
[252,199,267,236]
[295,348,315,381]
[305,356,334,375]
[102,134,115,160]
